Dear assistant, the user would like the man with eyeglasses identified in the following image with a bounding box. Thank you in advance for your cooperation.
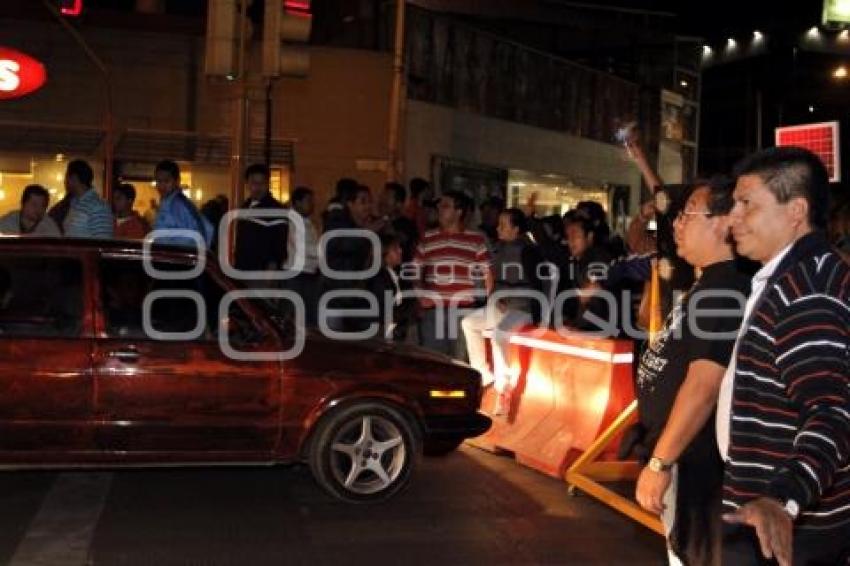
[634,176,751,565]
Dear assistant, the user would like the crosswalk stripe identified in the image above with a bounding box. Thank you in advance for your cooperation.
[9,472,112,566]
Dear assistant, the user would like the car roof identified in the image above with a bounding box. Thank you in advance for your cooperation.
[0,236,206,261]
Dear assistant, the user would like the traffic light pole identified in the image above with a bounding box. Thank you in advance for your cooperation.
[41,0,114,199]
[230,0,251,209]
[386,0,406,183]
[265,79,273,168]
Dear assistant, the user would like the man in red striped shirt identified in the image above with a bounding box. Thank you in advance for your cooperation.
[410,190,491,359]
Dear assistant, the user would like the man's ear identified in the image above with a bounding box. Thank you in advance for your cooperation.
[715,215,733,242]
[788,196,810,228]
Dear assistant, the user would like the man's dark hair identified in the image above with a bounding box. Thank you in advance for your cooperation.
[690,175,735,217]
[155,160,181,182]
[292,186,313,205]
[409,177,430,199]
[441,190,472,220]
[379,232,401,255]
[563,209,578,224]
[575,200,610,244]
[385,182,406,204]
[113,183,137,202]
[66,160,94,187]
[501,207,528,233]
[576,200,606,225]
[21,184,49,206]
[214,194,229,210]
[564,215,595,237]
[343,185,370,204]
[244,163,270,180]
[335,178,359,201]
[733,146,831,230]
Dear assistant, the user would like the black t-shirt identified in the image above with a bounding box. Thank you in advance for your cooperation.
[636,260,751,452]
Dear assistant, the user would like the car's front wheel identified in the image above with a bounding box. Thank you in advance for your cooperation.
[308,401,420,503]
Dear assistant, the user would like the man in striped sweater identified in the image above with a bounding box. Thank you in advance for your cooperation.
[62,159,114,239]
[718,146,850,565]
[411,190,491,360]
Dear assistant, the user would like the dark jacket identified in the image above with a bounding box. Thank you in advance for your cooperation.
[234,193,287,272]
[491,236,549,323]
[723,231,850,535]
[366,267,415,341]
[322,209,373,285]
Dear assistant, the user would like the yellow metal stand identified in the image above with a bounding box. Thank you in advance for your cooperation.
[565,399,665,536]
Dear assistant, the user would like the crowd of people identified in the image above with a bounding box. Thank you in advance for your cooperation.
[0,145,848,565]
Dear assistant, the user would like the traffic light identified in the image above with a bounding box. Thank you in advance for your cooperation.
[58,0,83,16]
[205,0,237,77]
[262,0,312,78]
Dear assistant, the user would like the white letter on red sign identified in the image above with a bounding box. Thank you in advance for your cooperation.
[0,60,21,92]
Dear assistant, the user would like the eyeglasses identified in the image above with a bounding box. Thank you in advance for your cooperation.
[674,210,713,224]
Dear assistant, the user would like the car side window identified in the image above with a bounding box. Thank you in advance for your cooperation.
[0,255,84,338]
[99,258,266,345]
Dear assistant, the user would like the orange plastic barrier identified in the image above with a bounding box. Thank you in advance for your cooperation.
[467,328,636,478]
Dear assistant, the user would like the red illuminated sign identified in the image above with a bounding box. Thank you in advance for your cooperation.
[0,47,47,100]
[284,0,311,15]
[60,0,83,16]
[775,121,841,183]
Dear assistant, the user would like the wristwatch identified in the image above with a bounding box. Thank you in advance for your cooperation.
[648,456,674,473]
[783,499,800,520]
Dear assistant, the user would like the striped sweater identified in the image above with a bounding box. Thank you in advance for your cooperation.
[64,188,114,239]
[412,228,490,308]
[723,232,850,532]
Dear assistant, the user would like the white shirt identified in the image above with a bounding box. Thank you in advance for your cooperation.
[384,267,402,340]
[285,214,319,274]
[716,243,794,460]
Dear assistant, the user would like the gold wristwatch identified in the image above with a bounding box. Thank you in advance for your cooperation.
[648,456,674,472]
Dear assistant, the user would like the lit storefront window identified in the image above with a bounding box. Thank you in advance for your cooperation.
[507,170,609,217]
[0,153,103,216]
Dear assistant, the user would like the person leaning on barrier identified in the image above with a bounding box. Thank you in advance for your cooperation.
[718,146,850,566]
[633,176,751,566]
[461,207,548,416]
[561,212,615,331]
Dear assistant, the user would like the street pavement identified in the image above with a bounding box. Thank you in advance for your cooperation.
[0,445,664,565]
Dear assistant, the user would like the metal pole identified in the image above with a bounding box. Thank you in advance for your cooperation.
[265,79,273,168]
[40,0,114,198]
[230,0,250,208]
[386,0,406,183]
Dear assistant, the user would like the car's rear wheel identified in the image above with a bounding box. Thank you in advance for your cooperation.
[308,401,420,503]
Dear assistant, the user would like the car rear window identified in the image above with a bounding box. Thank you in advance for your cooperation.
[0,255,84,338]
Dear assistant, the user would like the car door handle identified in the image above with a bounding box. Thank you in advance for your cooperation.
[107,348,141,363]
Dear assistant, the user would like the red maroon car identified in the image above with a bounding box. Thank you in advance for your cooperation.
[0,237,490,502]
